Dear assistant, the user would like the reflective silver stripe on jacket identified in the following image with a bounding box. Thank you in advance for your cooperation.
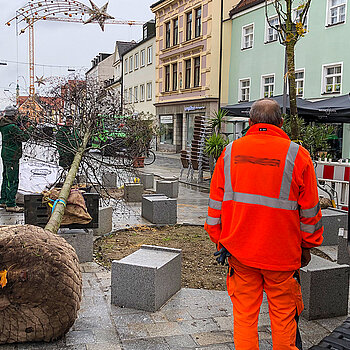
[300,218,323,233]
[300,202,321,218]
[209,198,222,210]
[224,142,234,194]
[222,140,300,211]
[223,192,298,210]
[279,142,299,199]
[206,216,221,226]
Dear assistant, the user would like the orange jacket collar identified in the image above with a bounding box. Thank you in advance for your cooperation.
[246,123,290,140]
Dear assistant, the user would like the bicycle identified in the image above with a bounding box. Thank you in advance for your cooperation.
[122,147,156,167]
[144,148,156,166]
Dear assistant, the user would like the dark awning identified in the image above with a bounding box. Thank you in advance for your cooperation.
[223,95,317,118]
[309,94,350,123]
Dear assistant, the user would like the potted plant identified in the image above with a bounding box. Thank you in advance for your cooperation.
[124,116,156,168]
[205,109,229,164]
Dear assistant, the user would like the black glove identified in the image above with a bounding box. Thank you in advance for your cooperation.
[214,246,231,266]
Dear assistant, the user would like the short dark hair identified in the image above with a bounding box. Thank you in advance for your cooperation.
[250,99,282,126]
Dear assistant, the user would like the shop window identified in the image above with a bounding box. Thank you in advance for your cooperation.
[160,115,174,144]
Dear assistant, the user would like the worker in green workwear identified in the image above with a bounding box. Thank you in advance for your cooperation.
[56,116,80,170]
[0,105,30,213]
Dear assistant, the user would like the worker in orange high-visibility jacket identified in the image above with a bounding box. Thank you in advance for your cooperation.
[205,99,323,350]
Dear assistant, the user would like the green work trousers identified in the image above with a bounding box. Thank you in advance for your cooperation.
[0,159,19,208]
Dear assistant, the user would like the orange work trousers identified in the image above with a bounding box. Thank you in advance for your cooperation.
[227,256,304,350]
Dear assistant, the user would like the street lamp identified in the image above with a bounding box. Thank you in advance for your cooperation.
[0,62,7,66]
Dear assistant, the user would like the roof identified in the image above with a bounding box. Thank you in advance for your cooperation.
[116,41,138,57]
[150,0,166,9]
[120,33,156,57]
[229,0,265,17]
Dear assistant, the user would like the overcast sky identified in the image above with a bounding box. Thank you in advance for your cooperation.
[0,0,155,109]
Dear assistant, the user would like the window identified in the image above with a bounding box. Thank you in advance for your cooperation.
[323,64,342,93]
[172,63,178,91]
[185,59,191,89]
[129,56,133,73]
[295,70,305,97]
[140,84,145,101]
[173,18,178,45]
[160,115,174,145]
[266,17,279,43]
[146,82,152,100]
[186,12,192,41]
[140,49,145,67]
[195,7,202,37]
[134,53,139,70]
[328,0,346,25]
[239,79,250,102]
[262,75,274,98]
[294,8,308,32]
[242,24,254,49]
[147,46,153,64]
[165,65,170,92]
[134,86,138,102]
[124,89,128,103]
[194,57,200,87]
[124,58,128,74]
[165,22,171,48]
[129,87,132,103]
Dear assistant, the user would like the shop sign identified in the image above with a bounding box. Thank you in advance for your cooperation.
[160,115,173,124]
[184,106,206,112]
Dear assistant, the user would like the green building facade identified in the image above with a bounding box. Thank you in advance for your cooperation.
[227,0,350,157]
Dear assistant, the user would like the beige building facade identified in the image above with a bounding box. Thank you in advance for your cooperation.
[122,22,156,117]
[151,0,238,152]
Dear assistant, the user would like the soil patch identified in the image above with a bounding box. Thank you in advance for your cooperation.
[93,224,227,291]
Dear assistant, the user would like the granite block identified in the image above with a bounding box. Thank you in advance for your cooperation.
[138,173,154,190]
[59,229,93,263]
[141,194,177,224]
[156,180,179,198]
[93,206,113,236]
[111,245,182,312]
[124,183,144,202]
[321,208,348,245]
[301,254,350,320]
[337,228,350,265]
[102,172,118,188]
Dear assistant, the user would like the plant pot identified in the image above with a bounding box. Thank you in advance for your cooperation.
[133,156,145,168]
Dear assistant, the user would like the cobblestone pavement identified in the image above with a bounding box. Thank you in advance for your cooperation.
[0,151,348,349]
[0,262,346,350]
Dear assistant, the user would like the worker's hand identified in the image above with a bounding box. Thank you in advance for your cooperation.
[214,246,231,266]
[301,248,311,267]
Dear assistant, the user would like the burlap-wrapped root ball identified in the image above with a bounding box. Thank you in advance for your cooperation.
[0,224,82,344]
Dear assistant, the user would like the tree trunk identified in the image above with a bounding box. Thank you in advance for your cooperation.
[286,40,299,141]
[285,0,299,141]
[45,130,91,235]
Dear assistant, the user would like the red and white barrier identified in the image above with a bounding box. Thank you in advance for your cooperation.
[315,160,350,210]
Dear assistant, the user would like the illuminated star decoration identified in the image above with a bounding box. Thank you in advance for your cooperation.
[35,76,47,86]
[84,1,114,31]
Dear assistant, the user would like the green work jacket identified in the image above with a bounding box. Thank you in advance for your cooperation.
[0,118,30,162]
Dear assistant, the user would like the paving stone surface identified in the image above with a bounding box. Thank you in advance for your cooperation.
[0,152,349,349]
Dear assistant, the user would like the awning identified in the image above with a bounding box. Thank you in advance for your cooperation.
[223,94,350,123]
[309,94,350,123]
[223,95,317,118]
